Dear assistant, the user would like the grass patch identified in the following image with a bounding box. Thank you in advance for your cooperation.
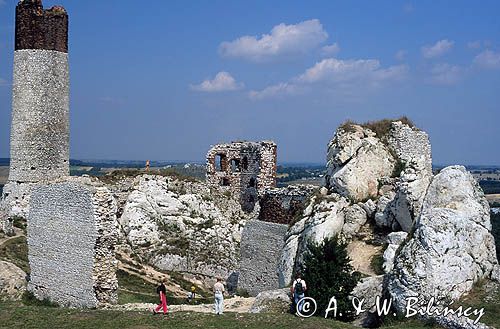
[99,169,199,184]
[370,252,385,275]
[459,280,500,328]
[0,235,29,273]
[340,117,417,140]
[22,291,59,308]
[0,300,440,329]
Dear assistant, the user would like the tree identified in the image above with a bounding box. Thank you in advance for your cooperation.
[300,236,361,321]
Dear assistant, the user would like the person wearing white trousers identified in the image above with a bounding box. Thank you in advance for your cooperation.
[213,278,225,315]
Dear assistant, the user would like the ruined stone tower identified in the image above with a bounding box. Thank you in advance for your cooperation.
[9,0,69,183]
[206,141,277,212]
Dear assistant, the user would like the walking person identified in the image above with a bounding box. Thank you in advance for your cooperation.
[291,273,307,314]
[213,277,225,315]
[153,280,168,315]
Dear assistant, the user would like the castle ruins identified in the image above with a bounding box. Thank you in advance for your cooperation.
[206,141,277,212]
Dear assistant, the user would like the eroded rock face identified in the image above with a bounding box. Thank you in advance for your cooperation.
[117,175,254,279]
[388,122,433,232]
[278,194,349,287]
[350,275,384,328]
[382,232,407,273]
[0,260,27,301]
[388,166,499,312]
[326,125,395,202]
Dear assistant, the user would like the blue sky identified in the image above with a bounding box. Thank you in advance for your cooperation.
[0,0,499,165]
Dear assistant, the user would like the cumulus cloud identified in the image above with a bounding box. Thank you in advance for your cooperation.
[219,19,328,61]
[321,43,340,57]
[473,50,500,69]
[421,39,454,58]
[190,71,244,92]
[249,58,408,100]
[429,63,463,85]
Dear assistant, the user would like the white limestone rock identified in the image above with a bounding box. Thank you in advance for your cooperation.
[0,261,27,301]
[278,194,349,287]
[117,175,253,278]
[342,203,368,239]
[382,232,408,273]
[0,182,37,235]
[388,166,499,313]
[326,125,395,202]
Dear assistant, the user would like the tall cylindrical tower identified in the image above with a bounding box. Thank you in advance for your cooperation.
[9,0,69,183]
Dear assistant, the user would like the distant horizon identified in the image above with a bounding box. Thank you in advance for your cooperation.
[1,157,500,169]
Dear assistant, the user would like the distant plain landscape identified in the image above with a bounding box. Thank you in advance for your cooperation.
[1,158,499,205]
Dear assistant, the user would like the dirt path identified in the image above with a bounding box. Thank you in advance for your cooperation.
[0,228,24,249]
[107,295,256,313]
[347,240,383,276]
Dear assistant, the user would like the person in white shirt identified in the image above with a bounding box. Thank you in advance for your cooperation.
[213,277,225,315]
[290,273,307,313]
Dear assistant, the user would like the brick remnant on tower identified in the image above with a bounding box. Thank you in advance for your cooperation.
[206,141,277,212]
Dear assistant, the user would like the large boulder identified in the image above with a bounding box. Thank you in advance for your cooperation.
[326,125,395,202]
[0,260,27,301]
[249,288,290,313]
[388,166,499,313]
[350,275,385,328]
[382,232,407,273]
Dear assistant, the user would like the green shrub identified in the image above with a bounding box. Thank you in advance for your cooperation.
[22,291,59,307]
[300,236,361,321]
[370,253,385,275]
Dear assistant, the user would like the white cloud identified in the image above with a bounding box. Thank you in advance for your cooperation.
[248,83,301,100]
[467,40,481,49]
[219,19,328,61]
[321,43,340,57]
[395,49,407,61]
[473,50,500,69]
[421,39,454,59]
[249,58,408,100]
[429,63,463,85]
[190,71,244,92]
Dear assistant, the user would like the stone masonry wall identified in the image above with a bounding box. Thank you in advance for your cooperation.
[27,179,118,307]
[206,141,277,212]
[259,185,316,224]
[238,220,288,296]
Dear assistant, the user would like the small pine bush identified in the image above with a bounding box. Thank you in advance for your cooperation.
[300,236,361,321]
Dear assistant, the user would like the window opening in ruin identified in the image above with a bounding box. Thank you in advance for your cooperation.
[221,177,230,186]
[215,154,226,172]
[230,159,241,172]
[242,156,249,170]
[248,177,256,187]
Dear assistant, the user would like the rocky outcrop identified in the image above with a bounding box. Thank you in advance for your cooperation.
[249,288,290,313]
[326,125,395,202]
[0,260,27,301]
[388,166,499,313]
[117,174,254,279]
[278,193,349,287]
